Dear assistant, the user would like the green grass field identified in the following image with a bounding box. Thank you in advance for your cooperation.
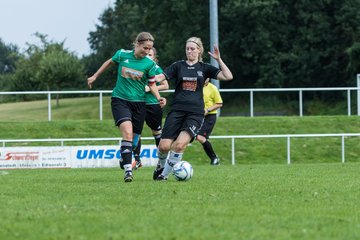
[1,98,360,239]
[1,164,360,239]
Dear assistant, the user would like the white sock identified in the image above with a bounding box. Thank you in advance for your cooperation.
[124,164,132,172]
[158,151,168,168]
[162,151,183,177]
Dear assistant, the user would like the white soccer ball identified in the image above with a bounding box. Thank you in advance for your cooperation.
[172,161,193,181]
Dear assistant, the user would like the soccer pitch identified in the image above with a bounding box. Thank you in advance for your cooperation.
[1,163,360,239]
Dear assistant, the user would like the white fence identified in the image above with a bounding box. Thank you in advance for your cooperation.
[2,133,360,165]
[221,86,359,117]
[1,81,360,120]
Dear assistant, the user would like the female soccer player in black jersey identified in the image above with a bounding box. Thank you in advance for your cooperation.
[154,37,233,180]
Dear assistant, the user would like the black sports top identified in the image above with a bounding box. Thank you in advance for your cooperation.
[163,60,220,114]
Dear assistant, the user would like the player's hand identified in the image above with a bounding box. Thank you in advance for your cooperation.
[87,76,96,89]
[208,45,220,61]
[159,97,167,108]
[145,85,150,92]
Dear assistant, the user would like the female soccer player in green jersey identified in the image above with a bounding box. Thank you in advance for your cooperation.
[87,32,165,183]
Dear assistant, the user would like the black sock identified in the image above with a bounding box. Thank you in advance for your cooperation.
[121,140,133,165]
[202,140,217,160]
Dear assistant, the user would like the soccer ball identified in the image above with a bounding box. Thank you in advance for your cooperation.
[172,161,193,181]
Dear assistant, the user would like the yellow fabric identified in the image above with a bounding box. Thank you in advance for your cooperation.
[203,82,223,114]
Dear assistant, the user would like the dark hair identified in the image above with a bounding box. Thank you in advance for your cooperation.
[151,47,159,63]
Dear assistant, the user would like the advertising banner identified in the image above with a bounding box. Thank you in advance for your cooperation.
[71,145,158,168]
[0,145,158,169]
[0,147,70,169]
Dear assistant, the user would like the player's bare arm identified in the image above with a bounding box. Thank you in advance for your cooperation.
[205,102,223,115]
[157,79,169,91]
[148,82,166,105]
[208,45,233,81]
[87,59,114,89]
[155,73,167,82]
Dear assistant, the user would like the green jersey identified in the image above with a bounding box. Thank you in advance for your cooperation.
[145,64,163,105]
[111,49,157,102]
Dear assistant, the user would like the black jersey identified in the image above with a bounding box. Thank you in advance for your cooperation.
[164,60,220,114]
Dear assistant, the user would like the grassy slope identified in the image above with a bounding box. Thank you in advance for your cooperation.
[1,98,360,164]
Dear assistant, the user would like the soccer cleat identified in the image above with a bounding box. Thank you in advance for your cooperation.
[210,157,220,166]
[119,158,124,169]
[132,159,142,170]
[155,174,167,181]
[153,167,164,180]
[124,171,133,182]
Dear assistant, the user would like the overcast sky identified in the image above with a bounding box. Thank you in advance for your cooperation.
[0,0,115,56]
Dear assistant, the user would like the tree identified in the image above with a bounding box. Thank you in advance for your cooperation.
[86,0,360,103]
[0,38,20,74]
[221,0,360,89]
[86,0,209,89]
[37,44,85,106]
[347,42,360,77]
[11,40,45,99]
[10,33,85,103]
[0,39,21,96]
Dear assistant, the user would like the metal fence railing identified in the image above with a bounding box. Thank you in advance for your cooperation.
[1,84,360,121]
[2,133,360,165]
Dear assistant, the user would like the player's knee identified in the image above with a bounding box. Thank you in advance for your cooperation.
[196,135,206,143]
[172,141,187,152]
[158,141,171,153]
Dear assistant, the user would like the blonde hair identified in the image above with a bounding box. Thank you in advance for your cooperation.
[133,32,154,48]
[186,37,204,62]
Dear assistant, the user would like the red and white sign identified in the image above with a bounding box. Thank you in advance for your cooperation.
[0,147,69,169]
[0,145,158,169]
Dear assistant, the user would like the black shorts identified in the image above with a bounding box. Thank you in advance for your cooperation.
[161,110,204,140]
[145,104,163,131]
[197,114,217,139]
[111,97,146,134]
